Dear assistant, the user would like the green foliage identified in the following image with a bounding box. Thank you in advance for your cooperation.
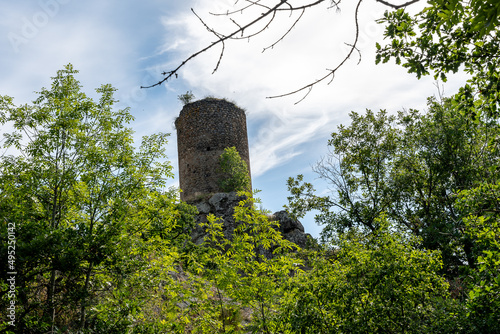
[430,0,500,37]
[178,90,195,105]
[457,182,500,331]
[2,7,500,327]
[286,109,400,238]
[376,1,500,117]
[276,218,462,333]
[218,147,251,193]
[287,98,500,276]
[0,64,189,333]
[188,192,302,333]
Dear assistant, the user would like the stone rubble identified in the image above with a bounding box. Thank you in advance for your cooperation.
[191,192,312,249]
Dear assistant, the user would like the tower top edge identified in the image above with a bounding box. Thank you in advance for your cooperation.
[176,97,246,123]
[181,97,243,110]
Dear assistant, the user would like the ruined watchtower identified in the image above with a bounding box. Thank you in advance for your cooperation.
[175,98,251,202]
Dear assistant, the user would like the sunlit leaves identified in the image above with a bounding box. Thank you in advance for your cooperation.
[377,0,500,118]
[192,193,302,333]
[0,64,183,332]
[218,147,251,193]
[277,220,459,333]
[287,97,500,276]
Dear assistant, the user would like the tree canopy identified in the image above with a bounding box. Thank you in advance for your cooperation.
[287,97,500,273]
[377,0,500,117]
[2,0,500,331]
[0,65,192,332]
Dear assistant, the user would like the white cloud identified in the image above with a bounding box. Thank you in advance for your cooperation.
[159,0,438,176]
[0,0,474,237]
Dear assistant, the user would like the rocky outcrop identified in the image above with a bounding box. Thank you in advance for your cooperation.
[191,192,312,249]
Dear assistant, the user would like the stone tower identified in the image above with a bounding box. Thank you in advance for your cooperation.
[175,98,251,202]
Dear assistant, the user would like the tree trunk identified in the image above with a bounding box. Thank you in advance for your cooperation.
[79,263,94,330]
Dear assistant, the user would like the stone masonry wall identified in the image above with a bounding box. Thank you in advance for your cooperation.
[175,98,251,202]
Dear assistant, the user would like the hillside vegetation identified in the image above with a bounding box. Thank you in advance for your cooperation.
[2,0,500,331]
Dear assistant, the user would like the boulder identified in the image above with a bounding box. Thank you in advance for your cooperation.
[272,210,305,233]
[191,192,312,249]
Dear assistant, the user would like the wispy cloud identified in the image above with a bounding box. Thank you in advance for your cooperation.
[250,110,331,176]
[0,0,472,237]
[157,0,401,176]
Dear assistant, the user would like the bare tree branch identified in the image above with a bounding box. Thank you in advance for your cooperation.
[141,0,294,89]
[228,10,277,41]
[191,9,227,73]
[268,0,364,103]
[374,0,420,9]
[193,9,224,40]
[142,0,422,97]
[210,0,270,17]
[262,8,305,52]
[275,0,331,11]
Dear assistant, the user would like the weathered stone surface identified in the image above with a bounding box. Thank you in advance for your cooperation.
[191,192,244,244]
[208,192,237,214]
[272,210,305,233]
[281,229,309,249]
[176,98,251,203]
[195,202,211,214]
[192,192,312,249]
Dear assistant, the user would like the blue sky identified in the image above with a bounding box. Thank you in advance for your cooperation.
[0,0,468,238]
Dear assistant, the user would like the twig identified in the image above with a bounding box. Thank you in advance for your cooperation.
[141,1,292,89]
[230,11,277,41]
[262,8,305,52]
[374,0,420,9]
[267,0,364,103]
[142,0,421,96]
[210,0,269,16]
